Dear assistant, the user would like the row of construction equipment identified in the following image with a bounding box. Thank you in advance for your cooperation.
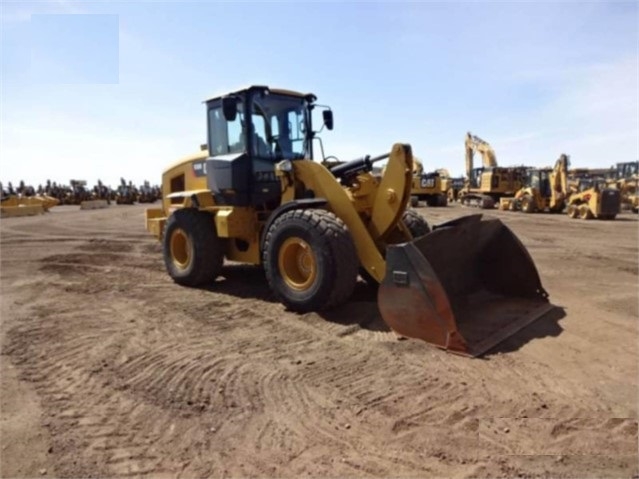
[407,132,637,220]
[0,178,161,217]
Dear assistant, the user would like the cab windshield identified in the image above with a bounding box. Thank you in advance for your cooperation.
[620,162,638,178]
[250,93,311,160]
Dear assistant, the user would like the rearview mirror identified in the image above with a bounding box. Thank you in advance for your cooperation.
[222,96,238,121]
[322,110,334,130]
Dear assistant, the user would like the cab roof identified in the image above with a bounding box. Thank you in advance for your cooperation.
[204,85,316,103]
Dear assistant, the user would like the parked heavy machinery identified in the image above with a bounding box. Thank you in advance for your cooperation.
[66,180,92,205]
[145,86,553,357]
[566,177,621,220]
[116,178,138,204]
[500,154,569,213]
[90,179,112,204]
[0,188,59,217]
[437,168,465,203]
[408,158,447,207]
[606,161,638,213]
[459,132,527,208]
[137,181,161,203]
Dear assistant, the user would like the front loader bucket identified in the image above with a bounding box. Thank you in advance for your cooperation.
[378,214,553,357]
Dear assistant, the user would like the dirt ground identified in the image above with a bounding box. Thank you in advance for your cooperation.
[1,202,637,478]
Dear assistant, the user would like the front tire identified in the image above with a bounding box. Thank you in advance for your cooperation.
[567,204,579,218]
[579,204,593,220]
[402,209,431,238]
[163,209,225,286]
[263,209,358,312]
[360,209,431,287]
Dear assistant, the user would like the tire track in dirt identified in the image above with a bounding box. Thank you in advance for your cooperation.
[2,206,637,477]
[2,234,370,474]
[14,237,442,474]
[4,306,168,477]
[1,229,179,477]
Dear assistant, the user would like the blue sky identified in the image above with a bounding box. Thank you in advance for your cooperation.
[1,0,637,188]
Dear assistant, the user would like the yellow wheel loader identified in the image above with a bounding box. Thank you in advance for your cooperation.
[145,86,553,356]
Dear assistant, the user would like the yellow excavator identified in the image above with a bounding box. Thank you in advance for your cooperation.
[408,158,448,207]
[459,132,526,208]
[500,154,569,213]
[145,86,553,357]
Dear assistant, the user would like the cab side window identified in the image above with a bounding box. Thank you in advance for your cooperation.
[208,102,244,156]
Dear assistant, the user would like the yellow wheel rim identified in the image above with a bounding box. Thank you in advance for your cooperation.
[170,228,192,270]
[278,237,317,291]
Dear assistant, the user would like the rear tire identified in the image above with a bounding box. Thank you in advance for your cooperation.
[521,195,536,213]
[410,195,419,208]
[163,209,225,286]
[263,209,358,312]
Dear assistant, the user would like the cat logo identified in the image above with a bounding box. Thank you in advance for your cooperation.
[420,177,435,188]
[192,161,207,178]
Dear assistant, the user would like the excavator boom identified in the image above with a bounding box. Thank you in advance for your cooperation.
[465,131,498,177]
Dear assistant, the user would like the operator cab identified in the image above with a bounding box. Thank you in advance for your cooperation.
[204,85,333,208]
[616,161,639,180]
[470,167,484,188]
[527,169,552,198]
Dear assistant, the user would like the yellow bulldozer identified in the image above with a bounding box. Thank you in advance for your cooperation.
[458,132,527,209]
[145,86,553,356]
[499,154,569,213]
[408,158,448,207]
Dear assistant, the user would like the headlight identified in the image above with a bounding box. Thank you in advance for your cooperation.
[277,160,293,172]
